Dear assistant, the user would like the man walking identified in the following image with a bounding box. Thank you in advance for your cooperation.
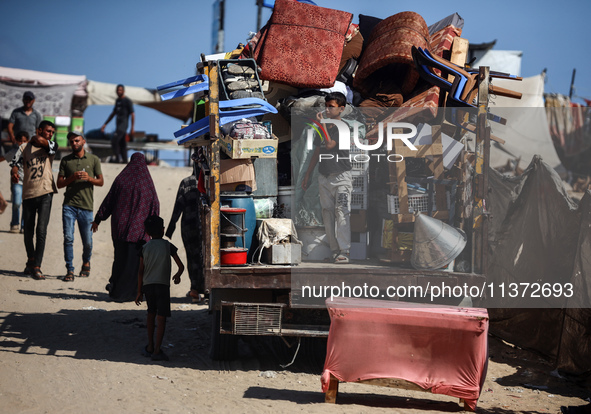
[57,132,103,282]
[7,91,43,147]
[9,120,58,280]
[101,84,134,163]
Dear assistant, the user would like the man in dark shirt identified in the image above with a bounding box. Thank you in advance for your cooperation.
[101,84,134,163]
[7,91,43,146]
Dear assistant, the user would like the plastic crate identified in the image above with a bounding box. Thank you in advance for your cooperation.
[350,139,369,171]
[352,172,368,193]
[387,193,450,214]
[351,192,368,210]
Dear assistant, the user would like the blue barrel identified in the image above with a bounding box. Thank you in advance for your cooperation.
[220,194,256,255]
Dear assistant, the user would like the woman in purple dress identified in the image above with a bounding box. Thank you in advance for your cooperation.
[92,153,159,301]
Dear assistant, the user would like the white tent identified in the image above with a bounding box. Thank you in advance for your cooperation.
[473,50,523,77]
[486,74,566,177]
[0,66,194,122]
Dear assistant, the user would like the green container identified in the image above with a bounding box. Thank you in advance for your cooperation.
[71,117,84,134]
[55,131,68,148]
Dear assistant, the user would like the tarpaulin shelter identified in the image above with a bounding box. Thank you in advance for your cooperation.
[486,156,591,376]
[0,66,194,122]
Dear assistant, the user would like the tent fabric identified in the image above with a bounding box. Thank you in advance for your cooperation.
[0,82,79,119]
[0,66,86,87]
[486,157,591,376]
[545,93,591,160]
[472,50,522,77]
[0,67,194,123]
[487,156,579,308]
[84,80,194,122]
[0,66,87,119]
[321,298,489,411]
[483,74,566,178]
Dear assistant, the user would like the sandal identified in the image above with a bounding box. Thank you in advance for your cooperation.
[141,345,153,357]
[79,264,90,278]
[334,253,350,264]
[151,350,169,361]
[63,271,75,282]
[32,267,46,280]
[187,290,204,304]
[323,252,339,263]
[23,261,34,275]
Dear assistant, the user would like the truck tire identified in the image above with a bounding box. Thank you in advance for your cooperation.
[209,309,238,360]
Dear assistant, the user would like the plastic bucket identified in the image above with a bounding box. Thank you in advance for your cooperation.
[254,198,275,219]
[277,186,294,218]
[220,247,248,266]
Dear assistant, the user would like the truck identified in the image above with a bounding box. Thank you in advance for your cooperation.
[174,52,492,360]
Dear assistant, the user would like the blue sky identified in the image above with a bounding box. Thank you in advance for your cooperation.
[2,0,590,140]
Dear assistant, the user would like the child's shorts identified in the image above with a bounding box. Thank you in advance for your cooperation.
[143,284,171,317]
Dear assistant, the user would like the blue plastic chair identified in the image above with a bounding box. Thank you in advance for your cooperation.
[175,98,278,144]
[156,74,209,101]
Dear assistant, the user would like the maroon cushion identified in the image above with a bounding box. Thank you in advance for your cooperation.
[354,11,430,96]
[253,0,352,88]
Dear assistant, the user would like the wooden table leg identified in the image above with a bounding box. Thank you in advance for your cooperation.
[325,374,339,403]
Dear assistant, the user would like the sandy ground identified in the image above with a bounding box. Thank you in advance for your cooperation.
[0,159,590,414]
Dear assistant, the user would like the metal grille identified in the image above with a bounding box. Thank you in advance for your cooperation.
[233,303,284,336]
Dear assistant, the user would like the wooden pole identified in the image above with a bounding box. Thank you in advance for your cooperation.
[208,62,221,270]
[472,66,490,274]
[569,68,576,99]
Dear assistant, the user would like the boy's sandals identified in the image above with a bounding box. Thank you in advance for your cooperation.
[79,264,90,278]
[323,252,339,263]
[31,267,46,280]
[151,350,169,361]
[187,290,204,304]
[334,253,350,264]
[63,271,75,282]
[141,345,153,357]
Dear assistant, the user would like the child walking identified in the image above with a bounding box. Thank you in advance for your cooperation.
[1,131,29,232]
[135,215,184,361]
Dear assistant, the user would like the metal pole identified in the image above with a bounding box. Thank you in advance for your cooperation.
[569,68,576,99]
[256,0,263,32]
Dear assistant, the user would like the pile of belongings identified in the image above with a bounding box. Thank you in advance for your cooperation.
[242,0,466,123]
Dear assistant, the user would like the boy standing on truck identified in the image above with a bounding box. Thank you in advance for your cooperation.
[135,215,184,361]
[302,92,352,264]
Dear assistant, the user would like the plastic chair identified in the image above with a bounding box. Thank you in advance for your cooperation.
[157,74,210,101]
[175,97,278,144]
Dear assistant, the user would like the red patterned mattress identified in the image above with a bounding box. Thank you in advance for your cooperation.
[253,0,352,88]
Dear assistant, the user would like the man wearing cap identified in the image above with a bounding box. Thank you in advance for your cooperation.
[7,91,43,147]
[101,84,134,164]
[57,132,103,282]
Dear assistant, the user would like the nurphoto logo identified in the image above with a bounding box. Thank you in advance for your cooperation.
[305,119,418,162]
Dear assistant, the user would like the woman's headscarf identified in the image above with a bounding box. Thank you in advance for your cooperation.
[95,152,160,242]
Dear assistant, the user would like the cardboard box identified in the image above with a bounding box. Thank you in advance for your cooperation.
[220,159,257,192]
[350,209,367,233]
[221,134,278,159]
